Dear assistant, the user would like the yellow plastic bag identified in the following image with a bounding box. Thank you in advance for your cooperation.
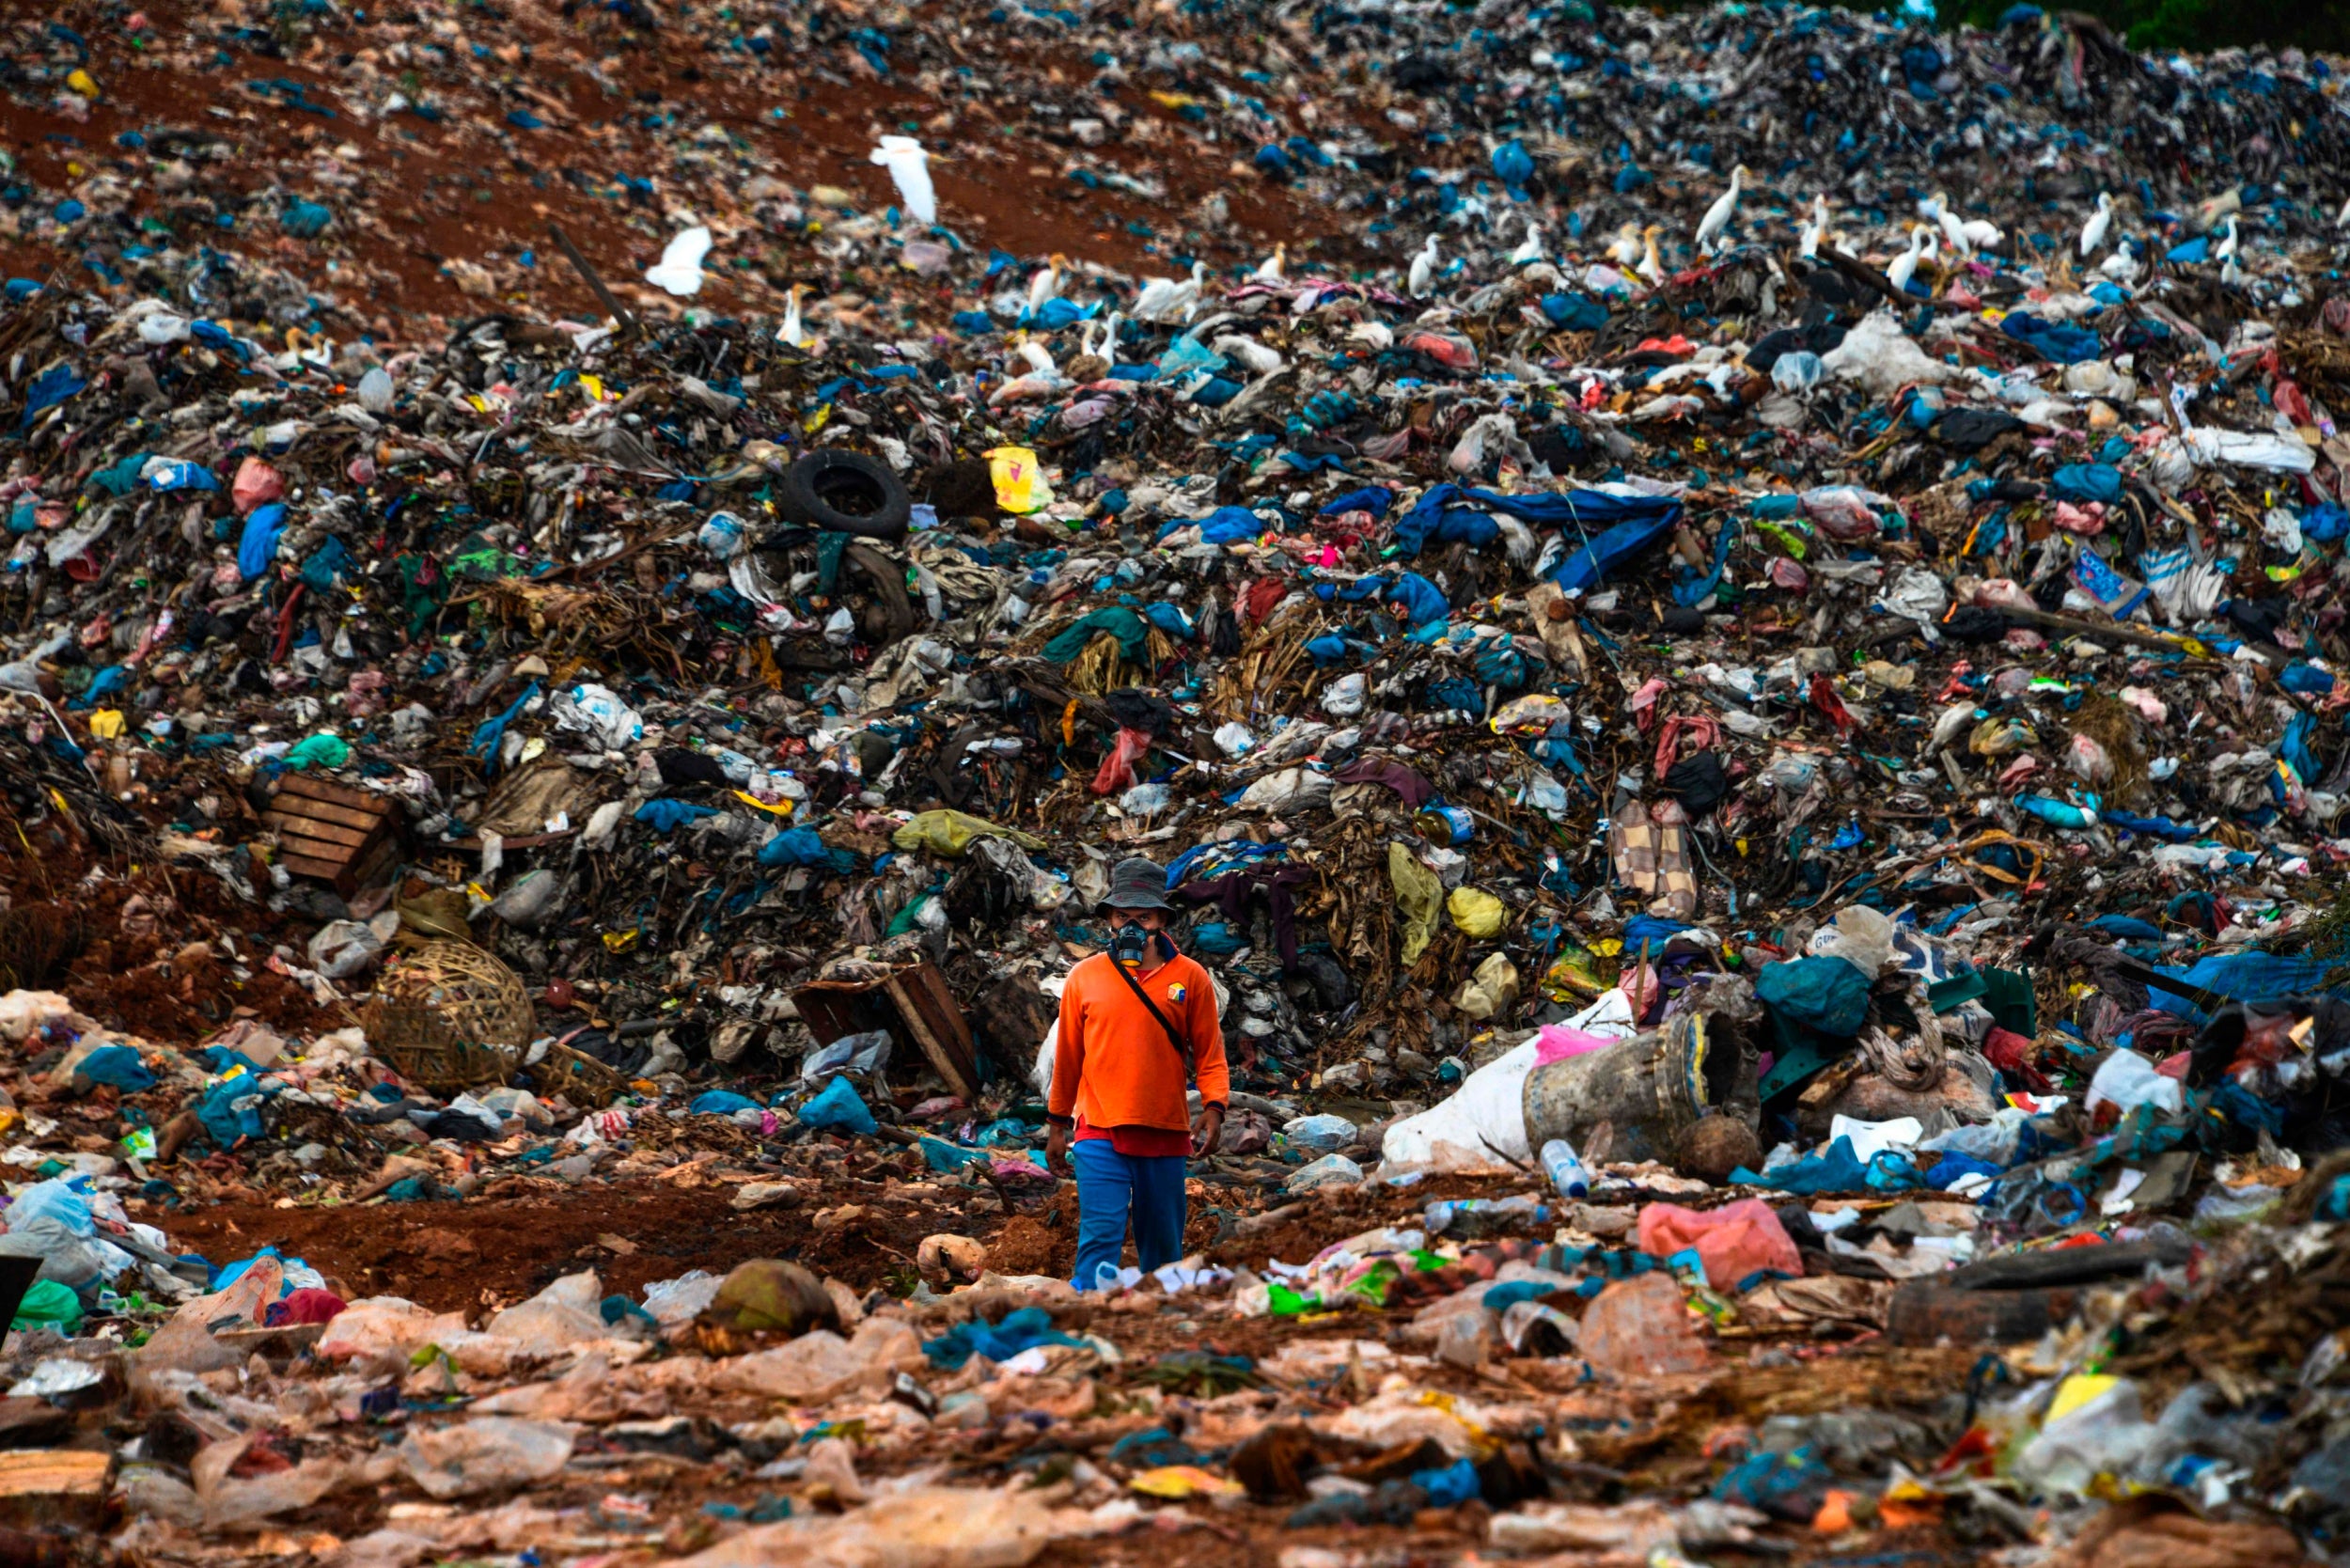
[86,709,125,741]
[1454,953,1521,1021]
[1447,886,1506,937]
[892,809,1046,857]
[987,447,1055,514]
[1387,842,1442,965]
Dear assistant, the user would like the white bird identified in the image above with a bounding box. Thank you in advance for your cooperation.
[1408,234,1440,297]
[1509,224,1544,266]
[2097,237,2141,283]
[1080,311,1123,365]
[1798,196,1827,259]
[1130,267,1181,321]
[644,226,712,296]
[1026,253,1069,315]
[1011,333,1058,377]
[1605,223,1643,267]
[2215,213,2241,265]
[1887,227,1929,295]
[1254,243,1287,282]
[869,136,935,225]
[2222,253,2245,290]
[1956,214,2004,252]
[1695,165,1749,253]
[1133,261,1205,322]
[2079,192,2114,257]
[1637,224,1667,287]
[1927,192,1971,258]
[1212,333,1285,375]
[777,283,813,349]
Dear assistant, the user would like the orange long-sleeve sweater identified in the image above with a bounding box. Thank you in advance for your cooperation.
[1049,951,1229,1134]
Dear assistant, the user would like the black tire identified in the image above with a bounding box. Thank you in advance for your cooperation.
[778,449,911,540]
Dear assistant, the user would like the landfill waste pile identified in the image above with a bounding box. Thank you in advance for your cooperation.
[5,0,2350,1561]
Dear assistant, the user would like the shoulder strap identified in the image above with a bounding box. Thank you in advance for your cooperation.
[1106,954,1194,1078]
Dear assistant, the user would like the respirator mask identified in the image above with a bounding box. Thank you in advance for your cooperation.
[1108,917,1173,966]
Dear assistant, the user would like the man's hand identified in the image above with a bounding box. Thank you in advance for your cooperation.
[1192,1103,1225,1158]
[1045,1121,1071,1176]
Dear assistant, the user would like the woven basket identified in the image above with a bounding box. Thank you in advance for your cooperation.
[359,941,536,1094]
[530,1038,629,1109]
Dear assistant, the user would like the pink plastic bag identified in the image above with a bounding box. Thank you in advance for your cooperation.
[1636,1200,1801,1291]
[232,456,285,515]
[1534,1026,1616,1066]
[1091,728,1152,795]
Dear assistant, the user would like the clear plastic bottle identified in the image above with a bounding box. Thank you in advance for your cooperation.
[1540,1137,1590,1199]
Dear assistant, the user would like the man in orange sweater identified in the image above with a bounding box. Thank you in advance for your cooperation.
[1045,855,1229,1291]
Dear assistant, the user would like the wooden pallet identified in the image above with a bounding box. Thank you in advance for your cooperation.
[261,773,400,895]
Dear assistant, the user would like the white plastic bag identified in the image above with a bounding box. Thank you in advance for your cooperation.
[2085,1050,2184,1118]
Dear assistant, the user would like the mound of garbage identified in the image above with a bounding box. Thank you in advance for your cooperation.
[1,0,2349,1560]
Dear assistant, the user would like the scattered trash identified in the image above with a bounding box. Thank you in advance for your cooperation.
[0,1,2345,1561]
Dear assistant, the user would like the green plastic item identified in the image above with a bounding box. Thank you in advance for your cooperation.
[1926,968,1990,1013]
[1979,966,2038,1037]
[12,1278,84,1336]
[284,732,352,771]
[1267,1281,1315,1316]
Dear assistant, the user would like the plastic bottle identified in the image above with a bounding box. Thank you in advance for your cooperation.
[1425,1196,1550,1238]
[1540,1137,1590,1199]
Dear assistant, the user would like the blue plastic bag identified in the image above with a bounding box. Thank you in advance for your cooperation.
[74,1044,154,1092]
[798,1076,877,1137]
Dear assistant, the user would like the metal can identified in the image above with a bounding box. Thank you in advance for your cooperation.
[1420,805,1475,844]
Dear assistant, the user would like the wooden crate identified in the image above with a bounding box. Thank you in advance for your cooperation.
[793,960,979,1101]
[261,773,400,895]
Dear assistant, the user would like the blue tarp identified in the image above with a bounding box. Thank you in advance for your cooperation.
[2149,950,2345,1024]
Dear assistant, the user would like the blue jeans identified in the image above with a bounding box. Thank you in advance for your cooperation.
[1070,1138,1187,1291]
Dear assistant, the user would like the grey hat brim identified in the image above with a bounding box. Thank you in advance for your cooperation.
[1103,889,1172,911]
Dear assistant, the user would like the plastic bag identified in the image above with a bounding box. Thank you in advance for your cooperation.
[1389,842,1444,964]
[1636,1200,1801,1290]
[400,1418,574,1500]
[802,1029,892,1084]
[698,510,748,560]
[799,1075,880,1135]
[986,446,1052,513]
[1447,886,1507,937]
[892,809,1046,856]
[550,682,642,750]
[1579,1273,1710,1377]
[306,918,385,980]
[1807,906,1895,979]
[1283,1113,1356,1152]
[1092,728,1153,795]
[2085,1050,2185,1118]
[485,1271,607,1358]
[1453,952,1520,1021]
[10,1278,83,1334]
